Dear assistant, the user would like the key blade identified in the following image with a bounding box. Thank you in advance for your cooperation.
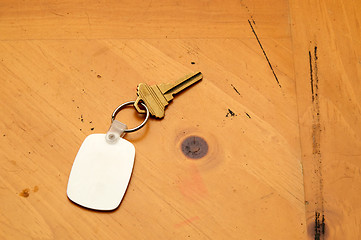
[135,72,203,118]
[158,72,203,101]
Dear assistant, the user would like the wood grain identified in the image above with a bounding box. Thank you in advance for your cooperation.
[2,0,358,239]
[0,0,289,40]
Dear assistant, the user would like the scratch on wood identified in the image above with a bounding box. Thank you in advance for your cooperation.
[314,212,326,240]
[310,45,325,240]
[248,19,281,88]
[51,11,65,17]
[260,192,273,200]
[309,51,314,101]
[231,84,241,95]
[250,15,256,25]
[85,12,91,27]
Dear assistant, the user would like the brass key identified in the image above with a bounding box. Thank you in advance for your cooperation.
[134,72,203,118]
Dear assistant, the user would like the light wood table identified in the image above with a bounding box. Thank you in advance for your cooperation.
[0,0,359,239]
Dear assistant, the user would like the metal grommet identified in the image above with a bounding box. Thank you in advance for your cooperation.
[111,101,149,133]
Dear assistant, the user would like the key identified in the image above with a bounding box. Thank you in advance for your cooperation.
[134,72,203,118]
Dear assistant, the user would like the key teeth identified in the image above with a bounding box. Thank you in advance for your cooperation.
[136,84,141,96]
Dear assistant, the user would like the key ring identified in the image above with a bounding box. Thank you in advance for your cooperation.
[111,101,149,133]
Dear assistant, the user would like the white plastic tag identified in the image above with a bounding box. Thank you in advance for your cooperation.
[67,134,135,211]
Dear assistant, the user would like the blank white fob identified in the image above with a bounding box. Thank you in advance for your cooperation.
[67,133,135,211]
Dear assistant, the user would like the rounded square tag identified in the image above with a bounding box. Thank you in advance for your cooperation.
[67,134,135,211]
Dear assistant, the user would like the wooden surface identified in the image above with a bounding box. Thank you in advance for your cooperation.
[291,0,361,239]
[0,0,359,239]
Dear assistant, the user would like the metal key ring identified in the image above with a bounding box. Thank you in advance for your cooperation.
[111,101,149,133]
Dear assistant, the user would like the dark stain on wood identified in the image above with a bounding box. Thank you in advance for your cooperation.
[248,19,281,88]
[308,212,327,240]
[19,186,39,197]
[226,109,237,117]
[181,136,208,159]
[245,112,251,118]
[19,188,30,198]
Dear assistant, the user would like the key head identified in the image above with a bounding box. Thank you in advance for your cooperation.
[135,83,168,118]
